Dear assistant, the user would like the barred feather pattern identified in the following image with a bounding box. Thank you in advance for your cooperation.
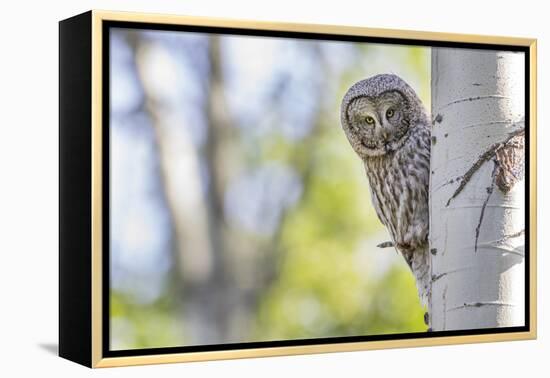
[364,125,431,305]
[340,74,431,306]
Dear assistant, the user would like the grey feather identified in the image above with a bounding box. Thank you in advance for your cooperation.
[340,74,431,305]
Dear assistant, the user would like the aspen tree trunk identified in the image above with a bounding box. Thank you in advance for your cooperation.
[127,35,221,342]
[429,48,525,330]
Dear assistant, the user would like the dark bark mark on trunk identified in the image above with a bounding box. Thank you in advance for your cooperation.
[446,127,525,207]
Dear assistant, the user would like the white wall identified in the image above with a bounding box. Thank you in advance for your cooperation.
[0,0,546,376]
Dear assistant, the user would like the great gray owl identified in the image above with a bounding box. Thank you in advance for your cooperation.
[340,74,431,306]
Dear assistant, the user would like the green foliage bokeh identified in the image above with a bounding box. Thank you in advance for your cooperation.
[110,34,429,349]
[253,125,426,341]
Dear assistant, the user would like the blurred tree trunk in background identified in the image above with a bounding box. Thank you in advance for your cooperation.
[126,32,329,344]
[128,34,235,343]
[429,48,525,330]
[126,33,220,343]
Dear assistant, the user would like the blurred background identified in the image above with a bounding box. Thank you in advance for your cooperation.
[109,27,430,350]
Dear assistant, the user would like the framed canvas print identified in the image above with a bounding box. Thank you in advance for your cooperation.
[59,10,537,368]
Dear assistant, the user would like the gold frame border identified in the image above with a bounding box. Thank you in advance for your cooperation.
[90,9,537,368]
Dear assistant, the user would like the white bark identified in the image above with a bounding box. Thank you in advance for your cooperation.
[429,48,525,330]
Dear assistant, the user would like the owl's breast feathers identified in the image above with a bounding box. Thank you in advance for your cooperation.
[363,123,431,305]
[364,123,431,253]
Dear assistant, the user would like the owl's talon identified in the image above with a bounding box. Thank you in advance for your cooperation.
[377,241,394,248]
[396,242,412,252]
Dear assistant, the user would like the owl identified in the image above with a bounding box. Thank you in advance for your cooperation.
[340,74,431,307]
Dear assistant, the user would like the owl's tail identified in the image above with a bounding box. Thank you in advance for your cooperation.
[402,245,430,308]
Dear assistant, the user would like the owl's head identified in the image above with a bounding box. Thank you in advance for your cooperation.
[340,74,428,159]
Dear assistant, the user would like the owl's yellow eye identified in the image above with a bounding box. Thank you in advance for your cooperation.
[365,116,375,125]
[386,109,394,118]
